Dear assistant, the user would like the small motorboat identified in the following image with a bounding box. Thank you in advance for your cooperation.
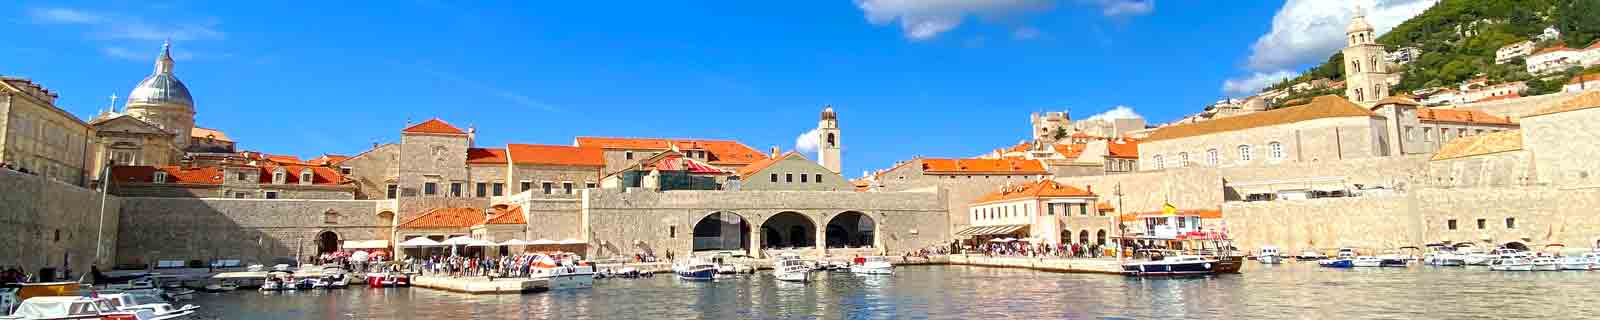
[1257,246,1284,264]
[260,271,295,292]
[1489,256,1533,271]
[1295,250,1327,261]
[1377,254,1409,267]
[528,253,596,290]
[773,254,810,283]
[1122,254,1218,276]
[102,292,199,319]
[1353,256,1383,268]
[2,296,172,320]
[828,260,849,270]
[1531,256,1561,271]
[673,259,718,281]
[1317,258,1354,268]
[1560,255,1593,271]
[849,256,894,275]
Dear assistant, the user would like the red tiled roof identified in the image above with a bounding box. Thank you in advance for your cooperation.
[1052,144,1086,159]
[972,180,1096,205]
[1532,45,1575,56]
[308,154,349,166]
[399,207,484,228]
[1588,40,1600,50]
[737,151,798,179]
[574,137,766,165]
[257,164,347,185]
[1097,201,1116,211]
[1469,93,1522,103]
[466,148,509,164]
[483,205,525,225]
[110,166,224,184]
[265,154,309,166]
[506,144,605,167]
[1107,138,1139,158]
[402,118,466,135]
[1417,108,1515,125]
[921,158,1046,175]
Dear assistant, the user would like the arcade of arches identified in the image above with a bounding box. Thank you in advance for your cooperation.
[761,212,814,249]
[692,210,878,255]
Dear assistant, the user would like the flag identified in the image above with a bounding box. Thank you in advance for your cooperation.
[1161,203,1178,216]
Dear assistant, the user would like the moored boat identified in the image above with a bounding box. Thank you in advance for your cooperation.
[1489,256,1533,271]
[1296,250,1328,262]
[528,253,595,290]
[1122,254,1218,276]
[1257,246,1284,264]
[773,254,810,283]
[849,256,894,275]
[1531,256,1560,271]
[1559,255,1593,271]
[1353,256,1383,268]
[2,296,166,320]
[101,293,197,319]
[672,259,717,281]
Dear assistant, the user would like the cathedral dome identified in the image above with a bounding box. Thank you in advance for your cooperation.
[126,42,194,108]
[1346,14,1374,34]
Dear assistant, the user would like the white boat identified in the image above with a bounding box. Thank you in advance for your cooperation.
[1295,250,1327,261]
[1257,246,1283,264]
[1560,255,1593,271]
[103,293,198,319]
[1531,256,1561,271]
[672,258,718,280]
[1489,256,1533,271]
[1,296,178,320]
[773,254,810,283]
[528,254,595,290]
[1462,248,1494,266]
[849,256,894,275]
[1353,256,1383,268]
[1424,252,1465,266]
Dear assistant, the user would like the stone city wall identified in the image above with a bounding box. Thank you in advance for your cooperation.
[0,169,121,276]
[1223,194,1417,254]
[580,189,947,260]
[1415,186,1600,249]
[115,198,384,266]
[1453,90,1581,119]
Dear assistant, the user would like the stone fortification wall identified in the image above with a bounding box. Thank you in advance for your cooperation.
[581,189,947,260]
[1415,187,1600,249]
[115,198,383,266]
[1522,108,1600,188]
[522,197,583,241]
[1424,150,1535,189]
[1453,91,1581,119]
[1218,154,1430,192]
[0,169,121,276]
[1223,194,1416,254]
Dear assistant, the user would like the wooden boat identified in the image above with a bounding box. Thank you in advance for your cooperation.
[672,259,717,281]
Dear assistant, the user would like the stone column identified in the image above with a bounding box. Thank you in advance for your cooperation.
[816,215,828,257]
[749,222,762,259]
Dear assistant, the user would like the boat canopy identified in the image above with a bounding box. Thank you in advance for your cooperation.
[11,296,108,318]
[955,224,1028,237]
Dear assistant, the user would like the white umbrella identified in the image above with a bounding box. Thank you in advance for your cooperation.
[440,236,477,246]
[530,239,558,245]
[398,237,441,248]
[466,239,500,247]
[557,238,585,245]
[987,238,1009,243]
[500,239,533,246]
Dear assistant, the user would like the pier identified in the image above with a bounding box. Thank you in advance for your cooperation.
[947,255,1123,274]
[411,276,548,294]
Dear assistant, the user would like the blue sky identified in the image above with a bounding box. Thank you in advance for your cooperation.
[6,1,1436,177]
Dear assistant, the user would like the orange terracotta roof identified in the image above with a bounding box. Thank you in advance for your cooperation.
[574,137,766,165]
[402,118,466,135]
[1005,142,1031,153]
[1417,108,1514,125]
[1107,138,1139,158]
[1144,95,1376,142]
[399,207,484,228]
[110,166,224,184]
[308,154,349,166]
[466,148,509,164]
[921,158,1046,175]
[1096,201,1115,211]
[736,151,797,179]
[1052,144,1086,159]
[1528,90,1600,117]
[483,205,525,225]
[1120,209,1223,221]
[506,144,605,167]
[1533,45,1575,56]
[1469,93,1522,103]
[1588,40,1600,50]
[1373,96,1420,107]
[190,127,232,142]
[972,180,1096,205]
[1431,130,1523,161]
[1571,73,1600,85]
[257,164,348,185]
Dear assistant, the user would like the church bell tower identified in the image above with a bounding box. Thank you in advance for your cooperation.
[818,106,841,174]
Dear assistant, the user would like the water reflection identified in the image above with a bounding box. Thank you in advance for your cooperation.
[184,264,1600,319]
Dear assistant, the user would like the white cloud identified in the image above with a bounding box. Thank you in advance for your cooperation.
[1084,105,1143,121]
[1244,0,1436,71]
[1221,70,1299,96]
[1095,0,1154,18]
[853,0,1055,41]
[28,7,224,41]
[795,128,822,153]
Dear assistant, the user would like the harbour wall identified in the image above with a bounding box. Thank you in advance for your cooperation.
[114,198,386,266]
[0,169,121,277]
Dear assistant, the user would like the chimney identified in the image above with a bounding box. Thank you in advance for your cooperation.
[467,126,477,147]
[770,146,780,158]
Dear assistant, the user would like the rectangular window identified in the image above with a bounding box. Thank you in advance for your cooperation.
[1477,218,1486,230]
[670,226,677,238]
[424,182,438,195]
[1447,219,1457,230]
[1079,204,1088,216]
[785,173,793,183]
[586,182,596,189]
[815,174,822,183]
[1047,203,1055,216]
[770,174,779,182]
[340,167,352,175]
[521,181,532,192]
[236,173,249,181]
[800,174,808,183]
[476,183,488,197]
[492,183,505,196]
[1424,128,1434,142]
[265,191,278,199]
[1506,217,1516,229]
[386,184,397,199]
[543,182,554,194]
[563,182,574,194]
[1405,126,1416,141]
[233,192,248,199]
[154,172,168,183]
[451,183,462,197]
[625,151,634,160]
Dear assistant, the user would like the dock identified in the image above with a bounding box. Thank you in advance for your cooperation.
[411,276,548,294]
[947,255,1124,274]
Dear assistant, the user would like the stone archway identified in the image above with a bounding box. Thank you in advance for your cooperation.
[1096,230,1107,246]
[826,211,876,248]
[693,211,750,254]
[1503,241,1530,251]
[1078,230,1090,245]
[317,231,340,254]
[761,212,816,249]
[1061,229,1072,245]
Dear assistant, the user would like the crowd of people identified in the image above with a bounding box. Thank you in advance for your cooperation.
[409,253,578,279]
[975,241,1114,258]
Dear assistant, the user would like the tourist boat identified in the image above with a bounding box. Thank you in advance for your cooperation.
[528,254,595,290]
[673,259,718,281]
[1257,246,1283,264]
[1,296,175,320]
[849,256,894,275]
[773,254,810,283]
[1462,248,1494,266]
[1122,254,1218,276]
[101,293,198,319]
[1489,256,1533,271]
[1352,256,1383,268]
[1531,256,1561,271]
[365,272,409,288]
[1295,250,1327,261]
[1559,255,1594,271]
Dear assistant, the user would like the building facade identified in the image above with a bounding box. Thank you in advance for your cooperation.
[1342,12,1392,103]
[0,77,93,186]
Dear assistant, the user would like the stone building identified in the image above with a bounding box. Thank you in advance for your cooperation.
[107,163,356,199]
[734,151,852,191]
[959,179,1106,248]
[575,137,767,174]
[123,42,198,153]
[1140,95,1387,171]
[1342,12,1396,103]
[600,149,732,191]
[0,76,93,186]
[1371,96,1519,156]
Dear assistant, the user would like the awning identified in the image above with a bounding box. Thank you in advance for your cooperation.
[956,224,1028,237]
[342,240,389,250]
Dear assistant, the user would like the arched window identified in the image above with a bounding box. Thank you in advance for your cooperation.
[1268,142,1284,160]
[1238,145,1253,161]
[1355,88,1364,101]
[1371,57,1380,73]
[826,133,836,147]
[1206,149,1219,167]
[1153,155,1164,170]
[1352,60,1361,73]
[1178,152,1189,167]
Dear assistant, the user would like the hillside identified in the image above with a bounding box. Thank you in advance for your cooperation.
[1264,0,1600,95]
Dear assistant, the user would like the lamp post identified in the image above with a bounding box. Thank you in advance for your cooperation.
[1114,182,1124,261]
[94,158,113,267]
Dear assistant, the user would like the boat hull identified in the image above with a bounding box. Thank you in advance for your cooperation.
[676,268,716,280]
[774,270,810,283]
[1317,259,1354,268]
[849,265,894,275]
[1122,261,1216,276]
[1258,255,1284,264]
